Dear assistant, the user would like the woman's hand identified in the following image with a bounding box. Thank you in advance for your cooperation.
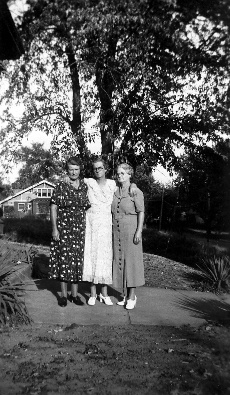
[63,175,70,183]
[129,183,137,197]
[134,230,142,245]
[52,228,60,242]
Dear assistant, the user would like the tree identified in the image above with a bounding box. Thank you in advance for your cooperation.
[175,140,230,231]
[0,0,229,171]
[12,143,62,188]
[0,182,14,201]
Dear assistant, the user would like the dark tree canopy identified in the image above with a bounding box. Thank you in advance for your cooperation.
[175,140,230,231]
[0,0,229,173]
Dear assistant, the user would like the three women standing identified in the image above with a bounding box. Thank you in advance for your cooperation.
[49,156,145,310]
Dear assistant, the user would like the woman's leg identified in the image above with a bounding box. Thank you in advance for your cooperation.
[128,287,136,300]
[71,282,78,297]
[101,284,108,297]
[60,281,68,298]
[90,283,97,297]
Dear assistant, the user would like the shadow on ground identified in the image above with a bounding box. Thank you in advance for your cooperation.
[34,274,121,306]
[174,295,230,326]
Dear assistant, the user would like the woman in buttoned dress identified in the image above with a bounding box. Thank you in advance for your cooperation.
[112,163,145,310]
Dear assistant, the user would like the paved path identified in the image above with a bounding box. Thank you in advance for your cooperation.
[21,267,230,327]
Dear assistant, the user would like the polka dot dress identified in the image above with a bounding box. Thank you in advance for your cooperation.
[49,180,90,282]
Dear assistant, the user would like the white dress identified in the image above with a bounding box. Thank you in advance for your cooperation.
[83,178,117,284]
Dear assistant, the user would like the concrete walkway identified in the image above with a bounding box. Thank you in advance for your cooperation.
[22,271,230,327]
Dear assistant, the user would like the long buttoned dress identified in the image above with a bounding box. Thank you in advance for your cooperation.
[112,186,145,289]
[49,180,90,283]
[83,178,117,285]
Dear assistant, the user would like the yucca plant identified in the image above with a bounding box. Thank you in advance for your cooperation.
[196,253,230,292]
[0,241,35,325]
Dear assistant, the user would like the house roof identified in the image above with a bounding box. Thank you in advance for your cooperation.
[0,179,56,204]
[0,0,25,60]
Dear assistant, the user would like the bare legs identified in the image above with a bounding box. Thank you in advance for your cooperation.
[120,287,136,301]
[60,282,78,298]
[60,281,67,298]
[90,283,108,297]
[128,287,136,301]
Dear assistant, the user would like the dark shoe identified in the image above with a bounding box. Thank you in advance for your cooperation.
[69,294,84,306]
[58,296,67,307]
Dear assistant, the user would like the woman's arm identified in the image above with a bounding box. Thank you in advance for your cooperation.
[50,203,59,241]
[134,211,144,245]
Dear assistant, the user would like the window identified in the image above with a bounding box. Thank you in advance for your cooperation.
[34,188,53,197]
[28,203,32,210]
[18,203,25,211]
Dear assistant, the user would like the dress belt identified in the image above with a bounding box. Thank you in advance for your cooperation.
[113,213,137,219]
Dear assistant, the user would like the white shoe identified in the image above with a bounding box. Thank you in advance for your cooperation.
[116,297,126,306]
[88,295,97,306]
[99,293,113,305]
[126,296,137,310]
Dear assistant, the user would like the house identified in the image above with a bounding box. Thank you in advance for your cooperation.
[0,180,56,218]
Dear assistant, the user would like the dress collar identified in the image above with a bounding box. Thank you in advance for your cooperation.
[114,185,130,198]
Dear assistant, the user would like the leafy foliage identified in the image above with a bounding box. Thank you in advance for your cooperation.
[3,206,15,218]
[196,253,230,292]
[0,241,35,325]
[142,228,201,267]
[3,217,52,245]
[12,143,63,188]
[175,140,230,231]
[0,0,229,172]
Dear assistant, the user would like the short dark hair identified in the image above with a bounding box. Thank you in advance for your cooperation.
[65,156,82,171]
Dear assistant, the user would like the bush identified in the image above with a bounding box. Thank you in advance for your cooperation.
[196,253,230,292]
[3,206,15,218]
[3,216,52,245]
[0,241,35,325]
[142,228,201,267]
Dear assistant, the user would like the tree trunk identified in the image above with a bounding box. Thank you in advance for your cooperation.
[66,43,86,156]
[95,35,118,155]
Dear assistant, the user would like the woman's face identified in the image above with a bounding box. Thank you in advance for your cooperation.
[93,161,106,179]
[117,166,131,184]
[67,164,81,181]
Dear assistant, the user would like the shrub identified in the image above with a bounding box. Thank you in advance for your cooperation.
[196,253,230,292]
[0,241,35,325]
[3,206,15,218]
[142,228,201,267]
[3,216,52,245]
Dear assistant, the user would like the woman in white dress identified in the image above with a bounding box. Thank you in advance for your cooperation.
[83,158,117,306]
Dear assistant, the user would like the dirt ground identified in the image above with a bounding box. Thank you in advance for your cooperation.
[0,322,230,395]
[0,251,230,395]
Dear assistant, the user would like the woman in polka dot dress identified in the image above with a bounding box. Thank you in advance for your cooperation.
[49,156,90,307]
